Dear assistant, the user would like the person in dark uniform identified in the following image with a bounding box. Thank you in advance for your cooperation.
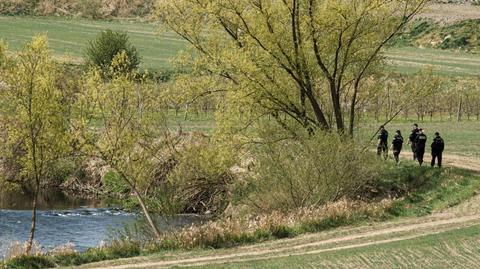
[415,129,427,166]
[431,132,445,168]
[391,130,404,165]
[408,123,420,160]
[377,126,389,160]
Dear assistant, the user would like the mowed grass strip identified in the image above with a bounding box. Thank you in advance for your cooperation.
[0,16,186,70]
[386,47,480,76]
[2,17,480,76]
[191,224,480,269]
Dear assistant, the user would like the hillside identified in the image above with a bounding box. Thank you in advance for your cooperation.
[395,19,480,52]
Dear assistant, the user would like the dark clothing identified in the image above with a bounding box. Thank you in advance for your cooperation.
[392,134,404,164]
[415,133,427,149]
[377,130,389,160]
[431,152,443,167]
[431,136,445,167]
[431,136,445,154]
[378,130,389,144]
[409,128,419,144]
[409,128,420,160]
[415,133,427,165]
[392,134,404,151]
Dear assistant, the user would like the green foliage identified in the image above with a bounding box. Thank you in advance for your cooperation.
[394,19,480,52]
[3,164,480,269]
[84,30,140,76]
[167,141,237,215]
[73,54,167,237]
[244,132,382,212]
[383,165,480,217]
[103,171,130,195]
[158,0,427,135]
[3,255,54,269]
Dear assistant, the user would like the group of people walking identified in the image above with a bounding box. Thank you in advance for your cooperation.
[376,123,445,167]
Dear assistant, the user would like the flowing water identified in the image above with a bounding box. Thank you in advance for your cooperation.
[0,190,196,258]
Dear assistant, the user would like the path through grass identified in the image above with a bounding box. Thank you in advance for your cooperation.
[192,224,480,269]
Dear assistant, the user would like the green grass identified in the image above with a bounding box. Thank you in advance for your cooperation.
[386,46,480,76]
[378,164,480,217]
[3,163,480,269]
[2,16,480,76]
[193,224,480,269]
[0,16,185,71]
[166,109,216,133]
[357,120,480,158]
[171,114,480,159]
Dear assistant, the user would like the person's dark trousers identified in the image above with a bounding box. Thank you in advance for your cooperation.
[417,147,425,165]
[431,152,443,167]
[411,144,417,160]
[394,152,400,164]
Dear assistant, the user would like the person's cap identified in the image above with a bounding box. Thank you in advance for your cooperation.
[413,123,418,127]
[396,130,401,133]
[419,128,423,131]
[380,125,385,128]
[435,132,440,136]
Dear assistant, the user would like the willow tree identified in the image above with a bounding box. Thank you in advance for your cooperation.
[0,36,70,254]
[74,52,166,239]
[157,0,428,136]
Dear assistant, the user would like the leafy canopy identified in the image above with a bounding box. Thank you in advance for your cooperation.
[84,29,140,76]
[157,0,428,137]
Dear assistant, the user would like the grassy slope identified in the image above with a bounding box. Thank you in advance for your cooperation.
[3,163,478,269]
[193,225,480,269]
[2,16,480,76]
[0,16,184,70]
[386,47,480,76]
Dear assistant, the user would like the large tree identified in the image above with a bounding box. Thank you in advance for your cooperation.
[0,36,71,254]
[157,0,428,136]
[74,52,166,239]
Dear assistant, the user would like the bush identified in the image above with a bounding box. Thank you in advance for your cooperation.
[84,30,140,76]
[245,132,382,212]
[4,256,54,269]
[167,141,237,215]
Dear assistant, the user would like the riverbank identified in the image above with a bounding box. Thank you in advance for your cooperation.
[2,161,479,269]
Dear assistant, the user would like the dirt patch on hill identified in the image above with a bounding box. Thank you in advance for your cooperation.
[419,3,480,23]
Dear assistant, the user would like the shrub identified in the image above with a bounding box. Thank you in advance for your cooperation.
[84,30,140,76]
[4,256,54,269]
[167,141,237,215]
[245,132,382,212]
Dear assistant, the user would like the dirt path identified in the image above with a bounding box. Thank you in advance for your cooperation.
[399,151,480,173]
[79,154,480,269]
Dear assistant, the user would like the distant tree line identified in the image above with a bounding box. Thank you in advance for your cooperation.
[0,0,155,18]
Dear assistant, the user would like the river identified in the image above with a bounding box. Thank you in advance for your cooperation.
[0,190,196,258]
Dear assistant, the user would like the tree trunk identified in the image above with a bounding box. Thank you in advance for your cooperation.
[457,99,462,122]
[26,176,40,254]
[184,104,189,121]
[132,188,161,239]
[330,84,344,132]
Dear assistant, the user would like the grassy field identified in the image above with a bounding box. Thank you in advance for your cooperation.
[358,120,480,159]
[191,224,480,269]
[2,16,480,76]
[0,16,185,70]
[386,47,480,76]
